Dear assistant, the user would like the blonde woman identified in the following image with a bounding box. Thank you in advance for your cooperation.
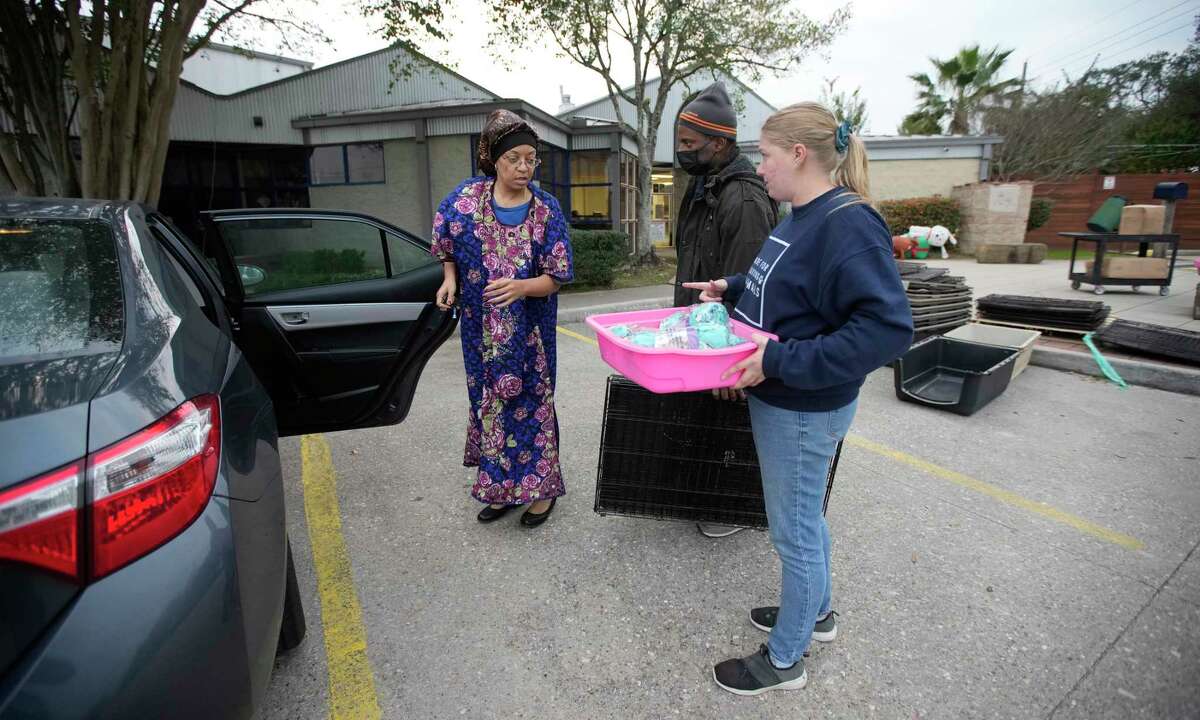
[684,104,912,695]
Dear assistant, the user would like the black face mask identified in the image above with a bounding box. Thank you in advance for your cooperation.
[677,138,716,176]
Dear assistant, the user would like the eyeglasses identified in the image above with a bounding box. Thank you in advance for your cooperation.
[500,153,541,169]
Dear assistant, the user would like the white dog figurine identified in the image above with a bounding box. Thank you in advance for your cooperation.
[926,225,958,259]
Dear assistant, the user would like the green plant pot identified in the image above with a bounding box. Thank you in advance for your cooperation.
[1087,195,1127,233]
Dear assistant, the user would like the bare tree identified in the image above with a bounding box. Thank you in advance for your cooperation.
[482,0,848,262]
[985,76,1128,181]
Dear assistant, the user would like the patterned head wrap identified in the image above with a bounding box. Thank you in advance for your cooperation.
[477,109,540,177]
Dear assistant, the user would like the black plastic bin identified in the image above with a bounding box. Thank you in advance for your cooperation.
[595,376,842,527]
[893,337,1019,416]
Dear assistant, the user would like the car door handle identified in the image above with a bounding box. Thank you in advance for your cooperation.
[279,311,309,325]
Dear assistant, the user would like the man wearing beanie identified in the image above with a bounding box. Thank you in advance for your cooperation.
[673,81,777,309]
[674,82,778,540]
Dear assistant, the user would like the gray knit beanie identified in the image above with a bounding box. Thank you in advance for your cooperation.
[678,82,737,140]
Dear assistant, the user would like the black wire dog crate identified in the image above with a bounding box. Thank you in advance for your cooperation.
[595,375,842,528]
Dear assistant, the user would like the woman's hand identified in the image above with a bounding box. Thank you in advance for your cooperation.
[681,279,728,303]
[435,277,457,310]
[483,278,528,308]
[722,334,770,390]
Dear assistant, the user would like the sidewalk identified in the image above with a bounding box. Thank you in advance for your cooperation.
[557,282,674,323]
[557,258,1200,395]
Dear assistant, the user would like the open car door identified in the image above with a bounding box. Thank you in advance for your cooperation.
[197,209,457,436]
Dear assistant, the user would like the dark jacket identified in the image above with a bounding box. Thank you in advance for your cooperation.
[673,150,778,307]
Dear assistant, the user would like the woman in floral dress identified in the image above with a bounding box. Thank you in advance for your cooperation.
[431,109,574,527]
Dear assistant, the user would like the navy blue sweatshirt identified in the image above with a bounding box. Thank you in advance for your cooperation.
[725,187,913,411]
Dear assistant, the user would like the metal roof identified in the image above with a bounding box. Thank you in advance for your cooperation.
[169,45,501,144]
[198,42,314,69]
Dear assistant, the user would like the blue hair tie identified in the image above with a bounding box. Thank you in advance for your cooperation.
[835,121,852,154]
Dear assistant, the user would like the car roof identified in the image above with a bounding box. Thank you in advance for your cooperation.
[0,197,135,221]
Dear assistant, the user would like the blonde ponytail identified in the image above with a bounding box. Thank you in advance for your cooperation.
[834,133,870,201]
[762,102,872,204]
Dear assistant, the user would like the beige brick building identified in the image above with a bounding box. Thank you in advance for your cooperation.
[864,135,1002,202]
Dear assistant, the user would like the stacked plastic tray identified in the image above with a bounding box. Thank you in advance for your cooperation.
[906,274,975,339]
[1095,319,1200,366]
[976,295,1110,333]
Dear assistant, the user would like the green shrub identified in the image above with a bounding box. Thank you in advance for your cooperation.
[1027,197,1054,231]
[570,229,627,287]
[877,196,962,236]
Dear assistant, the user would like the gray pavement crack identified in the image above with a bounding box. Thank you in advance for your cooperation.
[1045,534,1200,719]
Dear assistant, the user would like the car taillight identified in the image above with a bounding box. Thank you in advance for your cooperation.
[87,395,221,579]
[0,462,84,579]
[0,396,220,582]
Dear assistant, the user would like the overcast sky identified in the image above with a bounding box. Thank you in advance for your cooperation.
[284,0,1198,135]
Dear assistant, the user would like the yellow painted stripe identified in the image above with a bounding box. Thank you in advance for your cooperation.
[300,434,382,720]
[556,324,598,346]
[846,434,1144,551]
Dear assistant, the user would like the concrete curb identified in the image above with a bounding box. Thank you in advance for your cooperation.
[1030,346,1200,397]
[557,297,672,324]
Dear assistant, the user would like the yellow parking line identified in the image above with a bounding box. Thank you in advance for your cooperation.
[300,434,382,720]
[846,435,1144,551]
[550,326,1143,551]
[557,324,597,346]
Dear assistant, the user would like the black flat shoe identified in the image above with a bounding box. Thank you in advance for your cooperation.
[477,504,511,523]
[520,498,556,527]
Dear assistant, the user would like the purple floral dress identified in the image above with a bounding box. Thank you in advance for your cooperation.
[431,177,574,505]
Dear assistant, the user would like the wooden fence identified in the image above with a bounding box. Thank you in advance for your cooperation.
[1025,172,1199,249]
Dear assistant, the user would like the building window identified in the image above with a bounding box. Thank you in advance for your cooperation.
[308,142,386,186]
[619,151,639,240]
[570,150,611,226]
[535,142,570,214]
[650,170,674,246]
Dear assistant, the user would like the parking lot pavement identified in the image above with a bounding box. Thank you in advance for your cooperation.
[260,320,1200,720]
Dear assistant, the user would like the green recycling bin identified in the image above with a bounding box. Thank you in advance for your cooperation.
[1087,195,1127,233]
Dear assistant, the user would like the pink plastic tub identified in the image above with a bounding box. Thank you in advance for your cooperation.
[584,307,777,394]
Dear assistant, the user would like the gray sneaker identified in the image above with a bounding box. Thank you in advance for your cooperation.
[713,644,807,696]
[750,608,838,642]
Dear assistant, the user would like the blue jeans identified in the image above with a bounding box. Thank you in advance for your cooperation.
[748,395,858,666]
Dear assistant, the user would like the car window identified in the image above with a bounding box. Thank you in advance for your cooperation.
[148,226,207,308]
[0,218,123,360]
[218,218,388,296]
[149,215,224,294]
[386,232,436,276]
[147,224,223,332]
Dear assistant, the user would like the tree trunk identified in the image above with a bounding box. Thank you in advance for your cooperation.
[0,135,39,196]
[634,144,655,263]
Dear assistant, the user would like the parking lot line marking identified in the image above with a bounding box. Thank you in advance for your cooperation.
[301,434,382,720]
[557,324,597,346]
[845,435,1145,551]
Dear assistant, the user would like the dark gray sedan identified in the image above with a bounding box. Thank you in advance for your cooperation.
[0,199,456,719]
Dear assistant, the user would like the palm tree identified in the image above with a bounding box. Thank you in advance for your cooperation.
[909,45,1021,135]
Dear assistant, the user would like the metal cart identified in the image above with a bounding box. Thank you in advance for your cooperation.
[1061,231,1181,296]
